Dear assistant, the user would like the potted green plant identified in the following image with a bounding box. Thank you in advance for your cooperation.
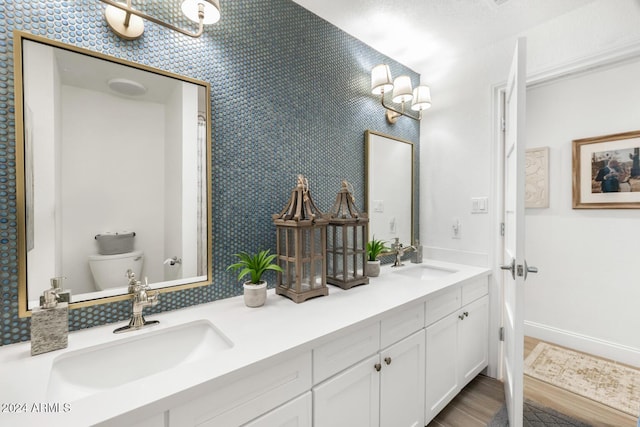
[227,249,284,307]
[366,237,389,277]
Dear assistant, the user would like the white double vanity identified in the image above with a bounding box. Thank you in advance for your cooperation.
[0,260,490,427]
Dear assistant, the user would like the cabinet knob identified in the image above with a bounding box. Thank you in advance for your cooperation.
[384,356,392,365]
[458,314,465,320]
[374,363,382,372]
[464,311,469,317]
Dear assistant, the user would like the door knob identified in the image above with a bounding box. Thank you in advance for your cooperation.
[524,260,538,280]
[500,258,515,280]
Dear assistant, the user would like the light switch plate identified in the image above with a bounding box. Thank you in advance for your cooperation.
[471,197,488,214]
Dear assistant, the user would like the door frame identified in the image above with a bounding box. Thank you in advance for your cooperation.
[489,39,640,381]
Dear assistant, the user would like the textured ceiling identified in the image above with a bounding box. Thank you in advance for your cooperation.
[290,0,598,70]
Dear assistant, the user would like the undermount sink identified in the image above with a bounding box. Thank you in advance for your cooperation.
[393,265,458,281]
[47,320,233,401]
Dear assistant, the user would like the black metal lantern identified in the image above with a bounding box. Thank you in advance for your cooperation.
[272,175,329,303]
[326,181,369,289]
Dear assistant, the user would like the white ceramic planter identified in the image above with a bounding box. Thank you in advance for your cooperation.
[366,260,381,277]
[243,281,267,307]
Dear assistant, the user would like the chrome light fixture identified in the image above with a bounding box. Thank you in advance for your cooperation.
[99,0,221,40]
[371,64,432,124]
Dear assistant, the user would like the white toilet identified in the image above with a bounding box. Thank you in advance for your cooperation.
[88,251,144,291]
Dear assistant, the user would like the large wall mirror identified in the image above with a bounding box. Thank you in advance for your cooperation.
[365,130,414,246]
[14,31,212,316]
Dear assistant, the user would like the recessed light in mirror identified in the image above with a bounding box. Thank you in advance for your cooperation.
[107,78,147,96]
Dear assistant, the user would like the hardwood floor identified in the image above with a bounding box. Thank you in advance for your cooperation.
[427,336,638,427]
[427,374,504,426]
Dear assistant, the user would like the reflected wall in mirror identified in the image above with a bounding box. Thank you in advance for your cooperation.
[365,130,414,246]
[14,31,212,316]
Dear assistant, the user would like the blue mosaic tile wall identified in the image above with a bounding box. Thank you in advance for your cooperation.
[0,0,419,345]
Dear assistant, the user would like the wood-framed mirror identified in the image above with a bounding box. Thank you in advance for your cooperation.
[364,130,415,246]
[14,31,212,317]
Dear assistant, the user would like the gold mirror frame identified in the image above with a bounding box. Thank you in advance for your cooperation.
[14,31,213,317]
[364,130,415,245]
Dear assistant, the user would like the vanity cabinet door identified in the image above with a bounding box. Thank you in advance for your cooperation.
[425,293,490,424]
[425,311,459,423]
[380,330,425,427]
[243,392,312,427]
[458,295,489,385]
[313,354,380,427]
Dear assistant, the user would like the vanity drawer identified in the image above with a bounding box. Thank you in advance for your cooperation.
[461,277,488,306]
[243,392,312,427]
[169,351,312,427]
[313,322,380,384]
[425,287,461,326]
[380,303,425,349]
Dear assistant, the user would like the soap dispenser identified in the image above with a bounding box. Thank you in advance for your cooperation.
[31,281,69,356]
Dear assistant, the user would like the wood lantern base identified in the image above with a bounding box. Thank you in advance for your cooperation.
[276,285,328,304]
[326,276,369,290]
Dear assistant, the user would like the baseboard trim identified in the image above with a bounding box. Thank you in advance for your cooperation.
[525,321,640,368]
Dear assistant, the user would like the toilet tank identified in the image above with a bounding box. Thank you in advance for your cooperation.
[95,231,136,255]
[88,250,144,291]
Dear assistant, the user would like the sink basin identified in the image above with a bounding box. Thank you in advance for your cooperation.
[47,320,233,401]
[394,265,458,281]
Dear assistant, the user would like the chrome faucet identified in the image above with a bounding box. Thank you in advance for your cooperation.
[114,269,159,334]
[390,237,416,267]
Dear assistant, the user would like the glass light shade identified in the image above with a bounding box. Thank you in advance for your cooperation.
[411,85,432,111]
[371,64,393,95]
[182,0,221,24]
[392,75,413,103]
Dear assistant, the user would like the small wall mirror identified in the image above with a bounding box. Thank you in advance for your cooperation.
[14,31,212,316]
[365,130,414,245]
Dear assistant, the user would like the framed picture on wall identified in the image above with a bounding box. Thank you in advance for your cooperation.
[572,130,640,209]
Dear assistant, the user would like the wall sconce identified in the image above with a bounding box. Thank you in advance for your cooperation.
[99,0,220,40]
[371,64,432,124]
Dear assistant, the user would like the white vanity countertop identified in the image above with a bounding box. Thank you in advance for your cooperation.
[0,259,490,427]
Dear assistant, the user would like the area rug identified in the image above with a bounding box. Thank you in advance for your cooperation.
[488,399,593,426]
[524,342,640,416]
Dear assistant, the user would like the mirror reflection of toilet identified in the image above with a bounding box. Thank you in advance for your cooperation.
[89,232,143,291]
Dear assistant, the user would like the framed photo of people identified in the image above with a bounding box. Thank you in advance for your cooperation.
[572,130,640,209]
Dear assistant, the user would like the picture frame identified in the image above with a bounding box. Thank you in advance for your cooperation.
[572,130,640,209]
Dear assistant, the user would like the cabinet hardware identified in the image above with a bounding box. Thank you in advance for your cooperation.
[384,357,392,365]
[374,363,382,372]
[458,314,465,320]
[463,311,469,317]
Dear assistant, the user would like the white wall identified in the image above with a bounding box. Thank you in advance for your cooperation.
[525,58,640,363]
[61,86,165,291]
[417,0,640,365]
[23,41,58,303]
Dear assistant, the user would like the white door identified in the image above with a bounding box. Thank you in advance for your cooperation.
[501,37,530,427]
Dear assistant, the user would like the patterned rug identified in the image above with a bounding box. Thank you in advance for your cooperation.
[488,399,593,426]
[524,342,640,416]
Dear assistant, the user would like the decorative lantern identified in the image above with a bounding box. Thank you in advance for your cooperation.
[272,175,329,303]
[326,181,369,289]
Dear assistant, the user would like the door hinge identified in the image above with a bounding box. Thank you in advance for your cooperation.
[499,327,504,341]
[500,222,505,236]
[501,116,506,132]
